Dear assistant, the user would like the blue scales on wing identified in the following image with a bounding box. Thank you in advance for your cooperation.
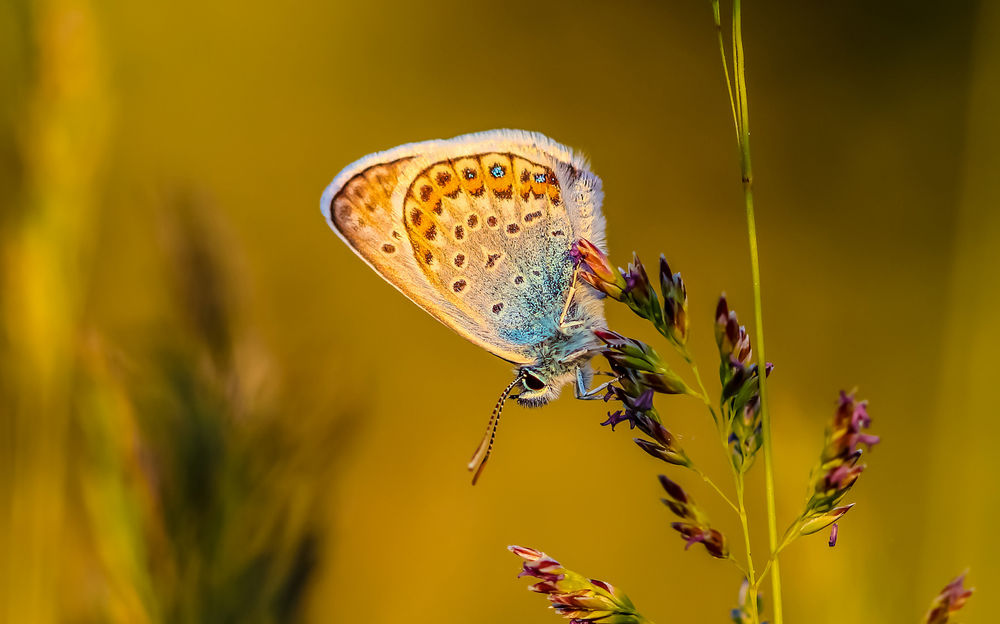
[402,153,575,346]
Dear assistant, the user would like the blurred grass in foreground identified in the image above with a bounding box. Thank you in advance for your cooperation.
[0,3,350,621]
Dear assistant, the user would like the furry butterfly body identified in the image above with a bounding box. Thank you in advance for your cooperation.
[321,130,609,479]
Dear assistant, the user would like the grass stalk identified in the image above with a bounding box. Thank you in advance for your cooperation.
[735,475,760,624]
[731,1,784,621]
[710,0,784,620]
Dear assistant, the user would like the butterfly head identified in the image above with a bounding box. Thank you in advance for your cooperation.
[515,345,598,408]
[515,366,569,407]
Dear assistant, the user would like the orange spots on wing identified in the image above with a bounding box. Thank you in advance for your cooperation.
[481,153,514,199]
[330,156,415,253]
[453,157,485,196]
[532,168,553,198]
[406,197,424,227]
[361,164,398,208]
[428,162,461,198]
[546,172,562,205]
[397,152,568,303]
[411,173,444,215]
[513,156,533,200]
[523,210,543,224]
[333,196,353,223]
[512,156,548,200]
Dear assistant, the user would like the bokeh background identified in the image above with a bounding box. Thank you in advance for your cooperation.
[1,1,996,622]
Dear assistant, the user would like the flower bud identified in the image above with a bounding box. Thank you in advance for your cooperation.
[800,392,879,527]
[634,438,691,467]
[715,295,753,377]
[581,269,624,300]
[596,330,692,396]
[925,572,973,624]
[575,239,627,300]
[575,238,619,285]
[799,503,854,535]
[509,545,649,624]
[659,475,729,559]
[659,255,689,347]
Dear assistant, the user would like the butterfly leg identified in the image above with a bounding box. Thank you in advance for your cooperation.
[558,266,581,331]
[574,367,622,401]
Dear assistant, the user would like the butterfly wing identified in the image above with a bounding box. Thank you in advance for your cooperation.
[321,129,605,365]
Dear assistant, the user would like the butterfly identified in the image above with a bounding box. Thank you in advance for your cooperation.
[320,130,609,482]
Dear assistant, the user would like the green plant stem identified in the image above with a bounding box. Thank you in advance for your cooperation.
[684,357,746,517]
[687,358,719,425]
[688,341,761,624]
[731,1,784,621]
[711,0,740,138]
[692,466,738,512]
[735,474,760,624]
[756,523,799,587]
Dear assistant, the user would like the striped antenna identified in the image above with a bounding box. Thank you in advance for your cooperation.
[467,373,523,485]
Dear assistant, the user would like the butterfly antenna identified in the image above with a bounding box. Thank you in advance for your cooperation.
[467,373,523,485]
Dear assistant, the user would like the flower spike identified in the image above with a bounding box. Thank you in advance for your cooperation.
[792,392,879,542]
[658,255,689,349]
[658,475,728,559]
[509,546,652,623]
[924,572,973,624]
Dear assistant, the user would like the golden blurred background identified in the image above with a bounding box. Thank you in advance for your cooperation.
[1,1,996,622]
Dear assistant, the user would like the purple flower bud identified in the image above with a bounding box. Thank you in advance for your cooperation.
[580,269,624,300]
[574,238,619,285]
[715,295,729,325]
[509,545,648,623]
[634,388,654,412]
[925,572,973,624]
[848,432,880,453]
[671,523,729,559]
[828,523,839,547]
[518,560,564,583]
[636,369,691,395]
[658,474,689,504]
[624,254,650,298]
[658,475,727,557]
[658,255,689,346]
[715,296,760,401]
[527,580,561,594]
[597,330,692,397]
[635,438,690,467]
[601,410,633,431]
[803,391,879,525]
[825,463,864,491]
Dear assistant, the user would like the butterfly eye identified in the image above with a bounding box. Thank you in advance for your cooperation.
[523,373,546,391]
